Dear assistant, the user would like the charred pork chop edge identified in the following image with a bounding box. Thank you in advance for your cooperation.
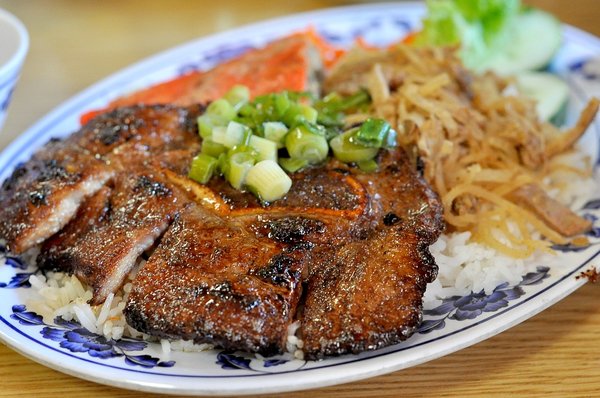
[15,171,114,253]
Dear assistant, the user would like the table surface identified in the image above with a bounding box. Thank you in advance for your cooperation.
[0,1,599,397]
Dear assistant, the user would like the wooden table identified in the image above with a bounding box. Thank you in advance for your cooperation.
[0,1,599,397]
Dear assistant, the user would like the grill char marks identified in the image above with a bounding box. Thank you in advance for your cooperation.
[68,104,202,157]
[0,104,201,255]
[123,145,443,358]
[206,168,366,214]
[37,170,190,305]
[353,150,445,240]
[0,139,113,253]
[1,102,444,358]
[78,105,202,177]
[22,104,202,304]
[206,167,373,247]
[300,149,444,359]
[301,228,437,358]
[38,186,113,272]
[257,217,326,244]
[124,205,307,356]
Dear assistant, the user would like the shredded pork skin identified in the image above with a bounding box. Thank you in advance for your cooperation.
[325,45,598,257]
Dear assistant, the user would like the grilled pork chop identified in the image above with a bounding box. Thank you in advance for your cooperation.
[124,140,443,357]
[2,103,442,357]
[125,205,308,356]
[0,139,113,254]
[0,104,200,255]
[1,31,444,357]
[300,151,442,359]
[38,169,191,305]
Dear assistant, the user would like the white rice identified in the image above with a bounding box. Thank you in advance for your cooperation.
[424,231,550,308]
[24,268,301,356]
[424,156,599,308]
[26,271,144,341]
[285,320,305,360]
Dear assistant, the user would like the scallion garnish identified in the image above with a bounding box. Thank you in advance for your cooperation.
[357,159,379,173]
[279,157,308,173]
[212,121,252,148]
[226,151,256,189]
[249,135,278,162]
[282,103,311,126]
[263,121,288,148]
[245,160,292,203]
[191,85,397,202]
[329,129,380,163]
[206,98,236,120]
[354,118,391,148]
[224,85,250,110]
[200,138,227,157]
[384,128,398,148]
[188,154,218,184]
[197,114,226,139]
[315,89,371,127]
[285,126,329,164]
[274,92,290,116]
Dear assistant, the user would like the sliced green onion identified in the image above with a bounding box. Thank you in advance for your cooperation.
[354,118,391,148]
[227,121,252,146]
[245,160,292,202]
[224,85,250,110]
[191,86,383,200]
[279,157,308,173]
[287,91,315,102]
[212,121,251,148]
[357,159,379,173]
[316,111,344,128]
[274,92,290,117]
[197,114,227,139]
[285,126,329,164]
[330,129,379,163]
[207,98,236,120]
[238,102,255,117]
[217,152,229,177]
[337,89,370,111]
[188,154,218,184]
[263,121,289,148]
[226,151,256,189]
[299,104,318,124]
[280,103,298,126]
[320,92,342,105]
[315,90,371,127]
[285,104,319,125]
[249,135,278,162]
[295,119,326,136]
[201,138,227,157]
[319,89,370,113]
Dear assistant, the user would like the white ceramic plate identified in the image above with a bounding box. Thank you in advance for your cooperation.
[1,2,600,396]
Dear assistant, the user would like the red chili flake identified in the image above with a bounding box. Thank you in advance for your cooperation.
[576,267,600,283]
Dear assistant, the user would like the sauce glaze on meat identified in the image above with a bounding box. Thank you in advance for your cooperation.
[1,103,443,358]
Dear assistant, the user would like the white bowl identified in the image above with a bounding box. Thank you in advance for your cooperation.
[0,8,28,131]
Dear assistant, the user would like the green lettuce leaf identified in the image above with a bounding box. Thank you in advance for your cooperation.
[415,0,521,70]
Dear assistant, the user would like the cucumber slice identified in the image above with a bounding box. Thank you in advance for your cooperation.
[515,71,569,125]
[484,9,562,75]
